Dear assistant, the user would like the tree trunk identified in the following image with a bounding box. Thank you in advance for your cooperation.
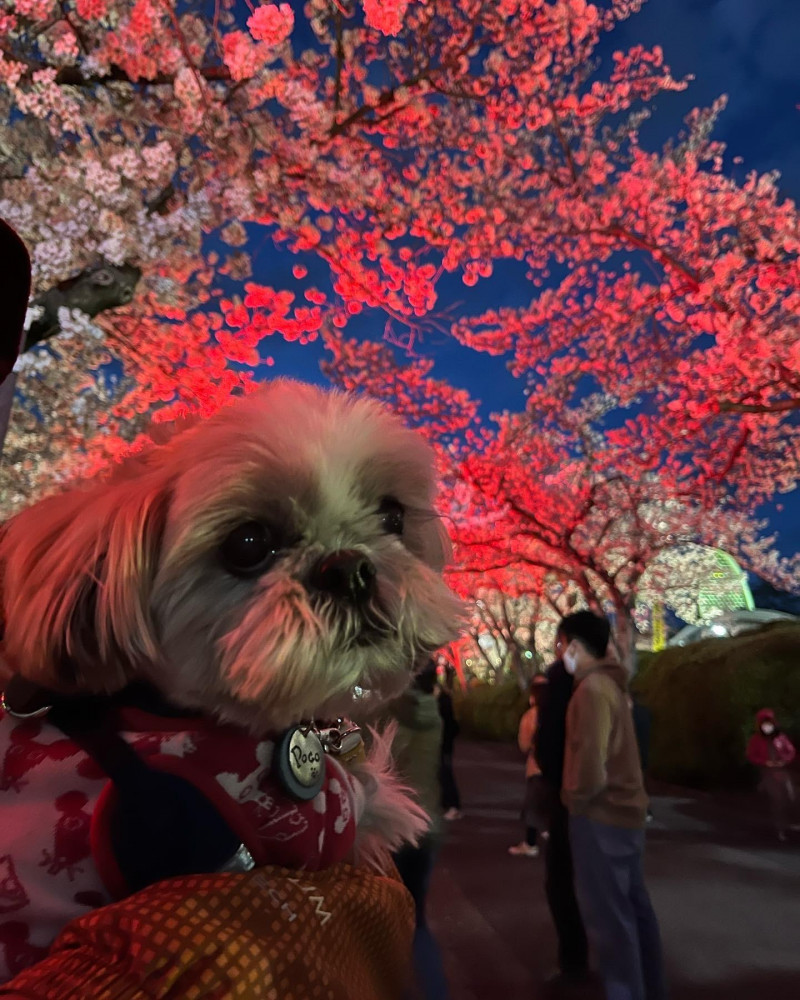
[610,601,638,676]
[447,641,468,689]
[24,263,141,349]
[0,262,144,459]
[505,644,529,692]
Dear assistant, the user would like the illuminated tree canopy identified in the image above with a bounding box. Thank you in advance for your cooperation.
[1,0,798,636]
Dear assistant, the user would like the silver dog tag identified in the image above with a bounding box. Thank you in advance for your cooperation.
[275,725,325,801]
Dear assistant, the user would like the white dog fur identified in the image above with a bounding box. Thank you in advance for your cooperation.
[0,380,463,859]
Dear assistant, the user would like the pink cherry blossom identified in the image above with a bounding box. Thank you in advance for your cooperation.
[75,0,108,19]
[1,0,798,618]
[247,3,294,46]
[363,0,409,37]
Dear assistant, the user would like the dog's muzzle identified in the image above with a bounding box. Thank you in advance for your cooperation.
[308,550,390,646]
[309,549,377,604]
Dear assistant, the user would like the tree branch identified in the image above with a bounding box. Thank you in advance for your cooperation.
[719,398,800,414]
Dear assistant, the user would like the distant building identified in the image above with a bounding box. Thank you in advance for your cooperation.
[637,547,757,650]
[668,609,799,647]
[696,549,755,621]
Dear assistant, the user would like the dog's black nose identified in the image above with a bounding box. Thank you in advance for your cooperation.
[310,550,377,603]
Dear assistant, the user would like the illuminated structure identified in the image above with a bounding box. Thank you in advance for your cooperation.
[696,549,755,621]
[638,546,756,650]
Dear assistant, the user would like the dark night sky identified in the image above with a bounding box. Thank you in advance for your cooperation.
[246,0,800,563]
[611,0,800,560]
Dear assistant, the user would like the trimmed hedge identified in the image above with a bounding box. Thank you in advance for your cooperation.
[453,680,529,742]
[453,624,800,787]
[632,622,800,788]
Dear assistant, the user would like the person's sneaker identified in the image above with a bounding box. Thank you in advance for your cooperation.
[508,842,539,857]
[443,808,463,821]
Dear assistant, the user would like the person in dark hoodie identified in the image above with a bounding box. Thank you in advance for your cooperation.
[390,660,450,1000]
[560,611,665,1000]
[535,636,590,986]
[437,664,463,821]
[746,708,798,842]
[629,693,654,824]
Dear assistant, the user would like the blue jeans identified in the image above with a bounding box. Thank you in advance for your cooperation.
[569,816,666,1000]
[393,838,450,1000]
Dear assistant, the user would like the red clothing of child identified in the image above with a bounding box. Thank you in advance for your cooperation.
[746,708,797,840]
[746,708,796,768]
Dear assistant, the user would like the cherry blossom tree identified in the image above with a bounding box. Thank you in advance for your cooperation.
[0,0,798,581]
[461,573,600,683]
[446,401,800,664]
[466,588,537,684]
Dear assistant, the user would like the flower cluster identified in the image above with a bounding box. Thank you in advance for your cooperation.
[0,0,798,602]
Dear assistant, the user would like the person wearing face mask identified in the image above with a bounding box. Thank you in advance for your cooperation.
[534,636,591,990]
[746,708,798,842]
[560,611,665,1000]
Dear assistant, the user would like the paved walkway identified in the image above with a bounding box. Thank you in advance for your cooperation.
[428,742,800,1000]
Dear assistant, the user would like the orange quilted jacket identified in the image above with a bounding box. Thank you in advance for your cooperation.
[0,862,414,1000]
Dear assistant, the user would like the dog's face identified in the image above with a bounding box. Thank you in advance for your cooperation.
[0,382,463,732]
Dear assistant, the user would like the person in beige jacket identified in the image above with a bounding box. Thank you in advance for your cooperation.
[560,611,665,1000]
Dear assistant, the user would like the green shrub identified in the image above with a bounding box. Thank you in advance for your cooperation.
[453,679,529,742]
[632,623,800,788]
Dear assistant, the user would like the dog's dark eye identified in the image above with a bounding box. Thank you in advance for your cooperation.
[220,522,278,577]
[378,497,405,536]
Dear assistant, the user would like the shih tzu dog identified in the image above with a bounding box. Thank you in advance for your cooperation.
[0,380,462,983]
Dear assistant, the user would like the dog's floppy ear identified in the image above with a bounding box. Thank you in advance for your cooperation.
[0,477,169,692]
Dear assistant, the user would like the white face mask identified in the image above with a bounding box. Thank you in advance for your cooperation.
[761,723,775,736]
[563,645,579,675]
